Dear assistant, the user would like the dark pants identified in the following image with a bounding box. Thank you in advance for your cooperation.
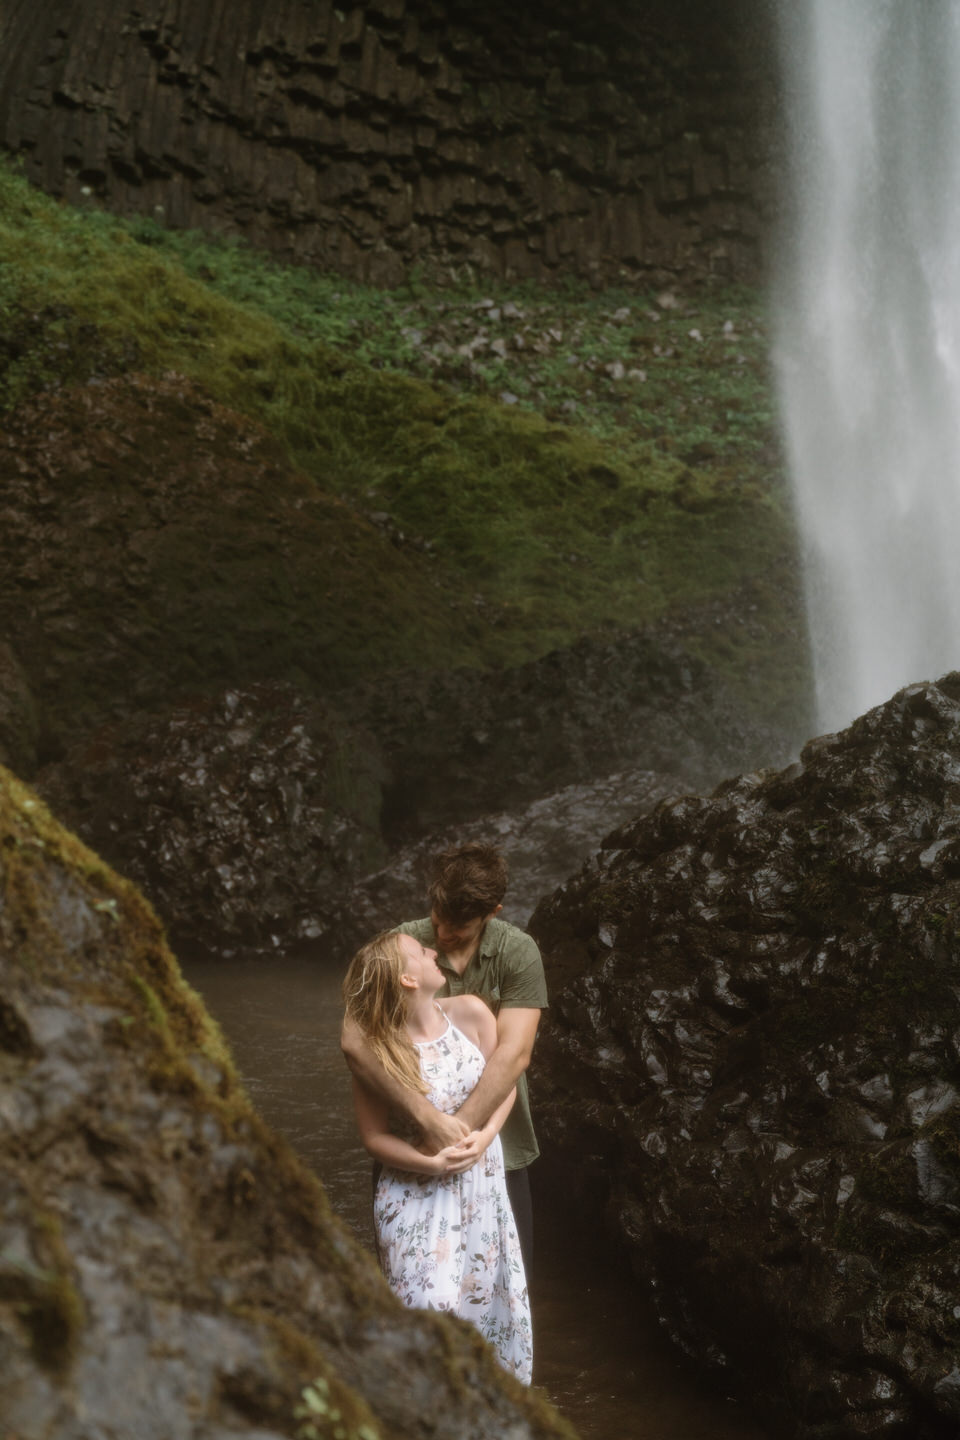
[505,1165,533,1276]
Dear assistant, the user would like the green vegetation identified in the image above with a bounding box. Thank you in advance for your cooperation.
[4,1209,84,1371]
[295,1372,382,1440]
[120,212,777,461]
[0,159,804,722]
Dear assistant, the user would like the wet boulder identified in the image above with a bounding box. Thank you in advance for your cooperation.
[38,684,386,957]
[0,764,573,1439]
[532,675,960,1439]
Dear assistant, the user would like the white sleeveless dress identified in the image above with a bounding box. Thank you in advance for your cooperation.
[373,1013,533,1384]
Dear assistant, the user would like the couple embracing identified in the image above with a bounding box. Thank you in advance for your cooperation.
[341,842,547,1385]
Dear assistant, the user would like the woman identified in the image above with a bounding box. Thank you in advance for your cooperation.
[343,928,533,1384]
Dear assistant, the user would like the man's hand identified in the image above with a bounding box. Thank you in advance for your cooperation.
[429,1130,487,1174]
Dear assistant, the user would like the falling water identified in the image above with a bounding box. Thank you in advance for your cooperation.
[774,0,960,731]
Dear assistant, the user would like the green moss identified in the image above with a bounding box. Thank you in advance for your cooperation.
[128,974,169,1031]
[0,763,326,1223]
[293,1365,384,1440]
[6,1209,85,1371]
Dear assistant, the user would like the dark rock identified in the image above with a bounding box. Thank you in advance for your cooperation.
[0,762,573,1438]
[38,684,386,958]
[0,641,39,777]
[3,369,796,957]
[531,674,960,1438]
[336,764,679,958]
[38,620,791,958]
[346,620,798,844]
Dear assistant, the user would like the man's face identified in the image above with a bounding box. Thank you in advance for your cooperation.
[430,908,492,954]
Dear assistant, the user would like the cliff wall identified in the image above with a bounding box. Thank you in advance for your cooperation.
[0,0,776,285]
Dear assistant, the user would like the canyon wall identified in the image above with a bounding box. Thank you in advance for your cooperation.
[0,0,776,285]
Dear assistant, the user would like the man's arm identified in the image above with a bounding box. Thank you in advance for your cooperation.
[340,1014,470,1150]
[455,1007,541,1132]
[352,1077,475,1175]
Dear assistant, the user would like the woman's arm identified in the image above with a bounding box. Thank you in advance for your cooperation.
[351,1077,471,1176]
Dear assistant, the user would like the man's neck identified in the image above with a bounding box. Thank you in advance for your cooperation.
[441,927,486,976]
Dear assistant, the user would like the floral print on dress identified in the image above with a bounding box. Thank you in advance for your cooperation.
[373,1016,533,1384]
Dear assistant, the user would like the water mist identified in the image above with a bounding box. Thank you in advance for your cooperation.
[775,0,960,731]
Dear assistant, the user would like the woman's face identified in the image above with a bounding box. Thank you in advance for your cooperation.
[398,933,444,993]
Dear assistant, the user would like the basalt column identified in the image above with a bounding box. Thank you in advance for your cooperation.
[0,0,775,285]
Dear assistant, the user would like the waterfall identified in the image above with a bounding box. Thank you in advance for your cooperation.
[774,0,960,731]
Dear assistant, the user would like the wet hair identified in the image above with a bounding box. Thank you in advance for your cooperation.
[342,930,428,1094]
[427,842,508,925]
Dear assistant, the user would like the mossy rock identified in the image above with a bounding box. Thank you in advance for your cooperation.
[0,373,477,755]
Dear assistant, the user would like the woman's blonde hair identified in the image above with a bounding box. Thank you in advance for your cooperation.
[342,930,428,1094]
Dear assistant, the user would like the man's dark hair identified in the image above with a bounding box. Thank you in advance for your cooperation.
[427,842,508,924]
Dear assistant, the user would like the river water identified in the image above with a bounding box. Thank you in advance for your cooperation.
[184,950,771,1439]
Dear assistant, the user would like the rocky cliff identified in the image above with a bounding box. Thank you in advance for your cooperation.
[1,366,794,956]
[0,761,575,1439]
[0,0,775,285]
[531,675,960,1438]
[34,556,792,960]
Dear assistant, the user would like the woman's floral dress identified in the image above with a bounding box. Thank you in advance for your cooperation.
[374,1013,533,1384]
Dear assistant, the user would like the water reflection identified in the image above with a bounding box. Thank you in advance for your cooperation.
[185,951,770,1440]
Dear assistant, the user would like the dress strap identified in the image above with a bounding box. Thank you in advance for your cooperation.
[412,1005,451,1049]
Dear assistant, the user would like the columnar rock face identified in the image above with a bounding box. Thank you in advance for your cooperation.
[0,763,574,1439]
[0,0,774,285]
[531,676,960,1438]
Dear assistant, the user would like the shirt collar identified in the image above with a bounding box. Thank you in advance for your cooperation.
[434,918,497,969]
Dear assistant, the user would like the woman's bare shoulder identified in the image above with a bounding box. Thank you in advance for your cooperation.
[440,994,495,1046]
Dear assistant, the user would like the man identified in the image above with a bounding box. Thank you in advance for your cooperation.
[341,841,547,1269]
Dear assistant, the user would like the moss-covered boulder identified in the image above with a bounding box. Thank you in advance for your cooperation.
[0,764,574,1438]
[531,676,960,1438]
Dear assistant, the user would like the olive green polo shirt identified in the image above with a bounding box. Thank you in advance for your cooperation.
[398,916,548,1171]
